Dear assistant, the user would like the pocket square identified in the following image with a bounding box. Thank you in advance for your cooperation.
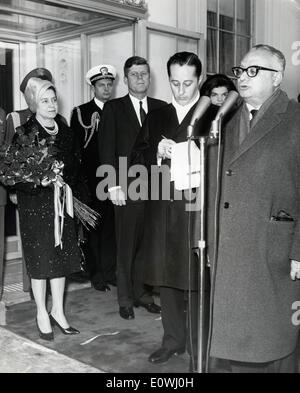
[271,210,294,221]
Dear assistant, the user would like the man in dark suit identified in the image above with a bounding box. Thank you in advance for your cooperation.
[70,64,117,291]
[209,45,300,373]
[99,56,165,319]
[0,107,7,323]
[131,52,203,367]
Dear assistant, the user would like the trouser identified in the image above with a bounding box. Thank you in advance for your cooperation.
[160,286,198,356]
[81,199,116,285]
[114,203,153,307]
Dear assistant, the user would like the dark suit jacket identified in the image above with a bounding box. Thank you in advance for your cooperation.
[210,89,300,363]
[131,103,200,290]
[98,94,167,196]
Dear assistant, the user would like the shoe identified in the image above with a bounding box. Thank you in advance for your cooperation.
[36,318,54,341]
[134,301,161,314]
[148,347,185,364]
[93,282,110,292]
[119,306,135,320]
[49,314,80,335]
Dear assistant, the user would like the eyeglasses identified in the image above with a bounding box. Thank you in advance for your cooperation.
[232,66,279,78]
[128,72,149,79]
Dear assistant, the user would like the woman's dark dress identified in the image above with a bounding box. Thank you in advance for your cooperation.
[15,117,83,279]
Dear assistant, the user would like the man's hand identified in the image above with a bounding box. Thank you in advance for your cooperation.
[290,260,300,280]
[157,138,176,160]
[9,193,17,205]
[109,188,126,206]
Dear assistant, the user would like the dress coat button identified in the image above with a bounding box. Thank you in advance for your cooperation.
[224,202,230,209]
[226,170,233,176]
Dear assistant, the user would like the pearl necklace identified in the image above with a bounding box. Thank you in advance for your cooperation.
[40,121,58,136]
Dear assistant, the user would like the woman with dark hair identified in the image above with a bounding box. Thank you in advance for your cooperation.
[196,73,239,137]
[13,77,83,340]
[200,73,237,107]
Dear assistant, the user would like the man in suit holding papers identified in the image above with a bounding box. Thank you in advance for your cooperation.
[132,52,204,368]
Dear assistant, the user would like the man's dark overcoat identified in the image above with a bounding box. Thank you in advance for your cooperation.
[210,90,300,363]
[132,103,201,291]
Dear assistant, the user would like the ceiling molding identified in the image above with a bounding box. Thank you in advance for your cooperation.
[0,28,37,43]
[0,4,83,26]
[37,19,132,44]
[31,0,148,20]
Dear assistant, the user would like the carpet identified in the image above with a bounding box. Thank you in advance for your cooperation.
[5,286,191,373]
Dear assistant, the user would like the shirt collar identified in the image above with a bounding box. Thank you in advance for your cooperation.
[246,87,281,115]
[172,91,200,123]
[94,97,105,110]
[129,94,147,105]
[246,103,261,113]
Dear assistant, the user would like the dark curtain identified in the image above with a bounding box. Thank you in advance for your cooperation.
[0,48,13,113]
[0,48,16,236]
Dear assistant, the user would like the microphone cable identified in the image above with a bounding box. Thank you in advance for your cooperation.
[205,124,223,373]
[187,136,195,372]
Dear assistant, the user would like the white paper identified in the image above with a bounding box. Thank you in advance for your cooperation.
[170,141,201,190]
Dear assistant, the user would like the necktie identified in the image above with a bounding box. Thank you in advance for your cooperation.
[139,101,146,125]
[250,109,258,127]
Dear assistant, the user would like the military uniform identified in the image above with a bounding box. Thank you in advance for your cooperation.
[71,99,116,287]
[70,64,117,289]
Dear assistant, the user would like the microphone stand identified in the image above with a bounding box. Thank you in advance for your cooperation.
[187,117,221,374]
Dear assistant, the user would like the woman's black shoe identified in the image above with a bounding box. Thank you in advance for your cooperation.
[49,314,80,335]
[36,318,54,341]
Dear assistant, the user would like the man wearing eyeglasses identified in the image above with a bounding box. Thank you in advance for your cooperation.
[209,44,300,373]
[99,56,166,320]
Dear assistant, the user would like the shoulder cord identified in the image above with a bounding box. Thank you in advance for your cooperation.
[10,112,21,131]
[76,107,100,149]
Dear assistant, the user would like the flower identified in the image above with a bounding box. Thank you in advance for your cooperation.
[0,125,60,187]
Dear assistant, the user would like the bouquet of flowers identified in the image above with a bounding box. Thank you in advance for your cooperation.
[0,126,99,232]
[0,128,59,187]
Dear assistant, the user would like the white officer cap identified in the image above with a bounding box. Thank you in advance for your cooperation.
[85,64,117,85]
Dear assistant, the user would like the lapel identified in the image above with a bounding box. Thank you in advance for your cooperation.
[228,90,289,165]
[173,101,198,142]
[147,97,155,112]
[90,99,102,115]
[160,104,179,140]
[123,94,141,134]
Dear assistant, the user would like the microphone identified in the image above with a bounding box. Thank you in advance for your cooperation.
[187,96,211,138]
[210,90,239,139]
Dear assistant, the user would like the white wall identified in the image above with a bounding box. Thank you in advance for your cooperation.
[255,0,300,100]
[89,26,133,100]
[44,38,82,122]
